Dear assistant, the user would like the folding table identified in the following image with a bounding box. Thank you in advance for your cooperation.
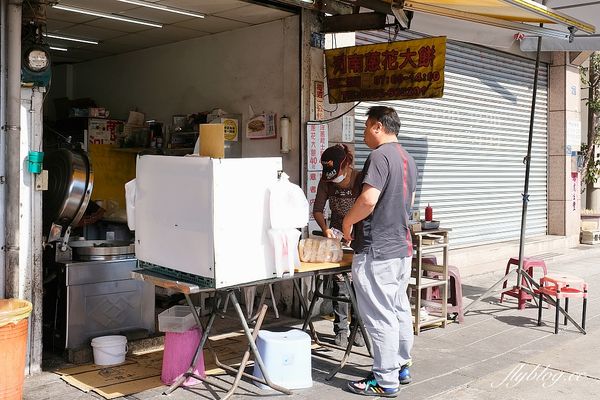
[131,252,370,398]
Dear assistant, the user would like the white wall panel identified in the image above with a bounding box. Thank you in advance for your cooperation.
[48,17,301,182]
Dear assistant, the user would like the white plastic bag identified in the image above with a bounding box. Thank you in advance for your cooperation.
[269,228,301,277]
[269,172,309,229]
[124,179,136,230]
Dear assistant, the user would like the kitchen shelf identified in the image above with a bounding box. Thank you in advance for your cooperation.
[410,228,451,335]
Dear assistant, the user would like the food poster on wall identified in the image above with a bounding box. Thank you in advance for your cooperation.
[325,36,446,103]
[246,113,277,139]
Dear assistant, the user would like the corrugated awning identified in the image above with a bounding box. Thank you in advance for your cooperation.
[398,0,595,39]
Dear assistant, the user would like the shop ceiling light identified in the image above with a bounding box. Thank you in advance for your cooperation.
[118,0,205,18]
[49,46,68,52]
[52,4,163,28]
[43,33,99,45]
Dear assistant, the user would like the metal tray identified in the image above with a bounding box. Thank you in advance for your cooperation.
[421,220,440,230]
[69,240,135,261]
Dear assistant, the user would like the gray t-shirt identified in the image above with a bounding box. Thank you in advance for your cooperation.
[356,142,417,260]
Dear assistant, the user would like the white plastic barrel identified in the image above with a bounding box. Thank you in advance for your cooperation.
[91,335,128,366]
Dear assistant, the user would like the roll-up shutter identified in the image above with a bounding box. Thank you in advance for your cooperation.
[354,30,548,248]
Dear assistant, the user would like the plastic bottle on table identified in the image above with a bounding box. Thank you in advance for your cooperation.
[425,204,433,222]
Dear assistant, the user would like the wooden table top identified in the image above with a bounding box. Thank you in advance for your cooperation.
[133,252,355,293]
[295,252,353,273]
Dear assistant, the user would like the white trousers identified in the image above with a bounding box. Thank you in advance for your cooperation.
[352,253,413,388]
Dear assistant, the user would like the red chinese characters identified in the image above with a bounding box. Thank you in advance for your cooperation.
[418,45,436,67]
[347,54,364,73]
[318,126,327,156]
[364,51,381,73]
[382,50,399,70]
[330,45,436,75]
[332,54,347,74]
[324,36,446,103]
[309,129,318,167]
[398,48,417,69]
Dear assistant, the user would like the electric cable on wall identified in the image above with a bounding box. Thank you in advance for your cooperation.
[307,102,361,125]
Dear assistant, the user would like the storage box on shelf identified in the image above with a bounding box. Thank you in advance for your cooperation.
[410,228,450,335]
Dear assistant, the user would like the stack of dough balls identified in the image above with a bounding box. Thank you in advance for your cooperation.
[298,237,343,263]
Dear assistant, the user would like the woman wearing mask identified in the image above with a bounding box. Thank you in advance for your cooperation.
[312,144,364,348]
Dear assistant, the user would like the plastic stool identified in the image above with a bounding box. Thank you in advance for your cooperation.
[414,255,437,300]
[253,329,312,390]
[425,265,464,323]
[161,327,205,387]
[500,257,548,309]
[536,274,588,334]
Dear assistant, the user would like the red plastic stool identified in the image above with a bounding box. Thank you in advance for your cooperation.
[536,274,588,334]
[500,257,547,309]
[425,265,464,323]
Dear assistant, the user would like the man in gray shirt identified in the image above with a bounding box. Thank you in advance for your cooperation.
[342,106,417,397]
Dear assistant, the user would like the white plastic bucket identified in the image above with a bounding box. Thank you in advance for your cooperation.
[91,335,128,366]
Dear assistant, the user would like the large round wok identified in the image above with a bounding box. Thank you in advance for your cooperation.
[43,148,94,235]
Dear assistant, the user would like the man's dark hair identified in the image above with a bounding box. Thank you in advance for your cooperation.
[366,106,401,135]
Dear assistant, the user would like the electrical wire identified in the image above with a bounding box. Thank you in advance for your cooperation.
[41,23,53,105]
[43,122,73,145]
[307,101,361,125]
[321,93,339,114]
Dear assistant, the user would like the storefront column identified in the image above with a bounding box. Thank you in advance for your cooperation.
[548,52,581,243]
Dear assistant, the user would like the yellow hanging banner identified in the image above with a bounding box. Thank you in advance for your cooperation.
[325,36,446,104]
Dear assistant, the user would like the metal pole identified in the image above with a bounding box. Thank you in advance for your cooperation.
[515,45,542,289]
[5,0,23,298]
[515,1,547,293]
[0,0,8,299]
[465,2,546,312]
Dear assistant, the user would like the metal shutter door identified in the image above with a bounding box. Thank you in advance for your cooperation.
[354,31,548,248]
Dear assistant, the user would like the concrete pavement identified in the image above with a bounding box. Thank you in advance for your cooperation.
[23,244,600,399]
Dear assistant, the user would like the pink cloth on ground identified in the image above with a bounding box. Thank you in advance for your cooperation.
[161,327,205,387]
